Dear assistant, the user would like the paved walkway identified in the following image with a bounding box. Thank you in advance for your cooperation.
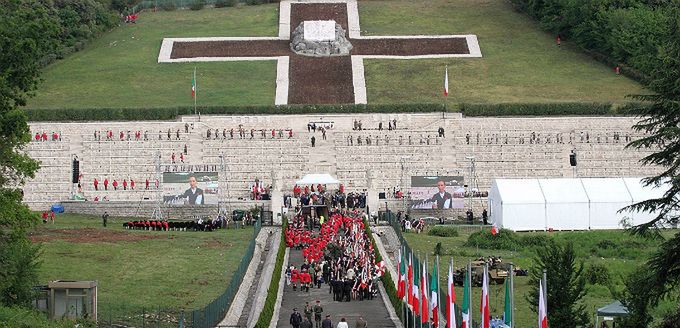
[276,247,397,328]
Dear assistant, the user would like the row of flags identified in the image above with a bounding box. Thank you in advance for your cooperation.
[396,247,548,328]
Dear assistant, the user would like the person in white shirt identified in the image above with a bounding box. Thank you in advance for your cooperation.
[336,318,349,328]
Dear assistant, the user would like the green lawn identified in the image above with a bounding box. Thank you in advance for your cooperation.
[403,227,677,327]
[26,0,645,109]
[31,214,254,325]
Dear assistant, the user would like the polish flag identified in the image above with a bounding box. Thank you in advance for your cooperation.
[539,283,549,328]
[480,266,490,328]
[446,263,456,328]
[491,222,499,236]
[444,66,449,97]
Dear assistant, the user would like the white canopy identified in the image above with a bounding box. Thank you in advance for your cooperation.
[489,177,667,231]
[295,173,340,185]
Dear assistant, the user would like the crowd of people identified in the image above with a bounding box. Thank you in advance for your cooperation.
[204,125,294,140]
[291,185,367,210]
[92,127,189,142]
[33,131,62,142]
[464,130,632,145]
[122,216,227,231]
[92,177,158,191]
[345,133,442,147]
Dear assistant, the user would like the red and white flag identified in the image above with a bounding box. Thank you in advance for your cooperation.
[446,262,456,328]
[480,266,490,328]
[444,66,449,97]
[539,282,548,328]
[491,222,499,236]
[397,248,405,299]
[421,261,429,324]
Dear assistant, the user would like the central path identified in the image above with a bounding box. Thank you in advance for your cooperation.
[276,246,397,327]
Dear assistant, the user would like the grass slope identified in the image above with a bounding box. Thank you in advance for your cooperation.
[27,6,279,109]
[27,0,644,109]
[359,0,644,105]
[403,228,677,327]
[32,214,253,323]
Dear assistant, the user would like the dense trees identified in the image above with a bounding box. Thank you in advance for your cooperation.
[509,0,678,80]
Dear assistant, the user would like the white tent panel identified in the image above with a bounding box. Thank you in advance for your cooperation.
[622,178,668,226]
[581,178,633,229]
[489,179,546,231]
[295,174,340,185]
[539,179,589,230]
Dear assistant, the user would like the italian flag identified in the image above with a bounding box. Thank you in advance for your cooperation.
[421,260,429,324]
[461,270,471,328]
[481,266,490,328]
[430,259,440,327]
[444,66,449,97]
[503,277,512,327]
[413,257,420,317]
[446,262,456,328]
[191,68,196,98]
[398,248,406,299]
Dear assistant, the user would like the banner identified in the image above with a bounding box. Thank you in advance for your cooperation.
[410,176,465,209]
[163,172,219,205]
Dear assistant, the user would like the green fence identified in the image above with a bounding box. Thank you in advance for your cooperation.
[382,212,470,328]
[187,220,261,328]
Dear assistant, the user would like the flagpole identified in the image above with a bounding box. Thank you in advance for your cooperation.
[193,67,197,115]
[542,269,547,314]
[510,263,515,328]
[467,260,472,327]
[436,255,441,328]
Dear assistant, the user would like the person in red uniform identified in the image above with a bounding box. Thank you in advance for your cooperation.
[41,211,48,223]
[49,210,55,224]
[119,131,124,140]
[145,178,149,190]
[171,152,176,163]
[123,179,128,190]
[94,178,99,191]
[130,179,135,190]
[291,267,300,291]
[289,130,293,138]
[104,178,109,190]
[41,132,47,141]
[34,133,40,141]
[112,179,118,190]
[180,153,184,163]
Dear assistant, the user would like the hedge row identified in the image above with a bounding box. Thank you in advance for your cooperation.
[24,102,649,122]
[363,219,403,323]
[23,104,446,122]
[253,217,287,328]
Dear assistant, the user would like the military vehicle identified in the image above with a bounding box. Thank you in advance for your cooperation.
[453,260,511,286]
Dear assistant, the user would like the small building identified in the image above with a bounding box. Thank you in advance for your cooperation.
[47,280,97,321]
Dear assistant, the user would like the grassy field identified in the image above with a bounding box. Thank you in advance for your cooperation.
[403,227,677,327]
[26,0,644,109]
[31,214,254,324]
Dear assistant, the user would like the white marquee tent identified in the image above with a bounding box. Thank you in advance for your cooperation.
[489,177,668,231]
[295,173,340,185]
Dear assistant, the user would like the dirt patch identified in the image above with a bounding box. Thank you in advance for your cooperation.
[29,228,164,244]
[352,38,469,56]
[170,40,290,59]
[202,238,233,249]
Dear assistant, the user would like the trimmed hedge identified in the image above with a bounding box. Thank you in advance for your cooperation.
[460,102,614,116]
[363,219,403,323]
[23,104,446,122]
[24,102,648,122]
[253,218,287,328]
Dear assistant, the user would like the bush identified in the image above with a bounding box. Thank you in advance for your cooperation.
[521,234,550,248]
[214,0,237,7]
[460,102,614,116]
[159,2,176,10]
[189,0,205,10]
[584,263,612,285]
[464,229,522,250]
[245,0,262,4]
[427,226,460,237]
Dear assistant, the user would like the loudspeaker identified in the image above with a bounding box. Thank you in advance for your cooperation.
[378,192,386,199]
[569,153,577,167]
[72,159,80,183]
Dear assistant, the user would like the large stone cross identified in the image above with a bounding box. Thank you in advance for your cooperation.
[158,0,482,105]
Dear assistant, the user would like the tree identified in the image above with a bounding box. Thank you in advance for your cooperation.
[620,5,680,326]
[526,241,590,328]
[0,0,60,307]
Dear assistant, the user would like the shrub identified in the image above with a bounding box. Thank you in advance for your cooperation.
[214,0,237,7]
[460,102,614,116]
[159,2,176,11]
[464,229,522,250]
[189,0,205,10]
[253,218,287,327]
[245,0,262,4]
[521,234,550,248]
[584,263,612,285]
[427,226,460,237]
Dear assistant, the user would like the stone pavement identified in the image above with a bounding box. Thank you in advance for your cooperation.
[276,246,397,328]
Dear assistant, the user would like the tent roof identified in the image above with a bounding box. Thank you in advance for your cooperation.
[623,178,667,202]
[581,178,633,203]
[296,174,340,185]
[597,301,628,317]
[493,179,545,204]
[539,178,589,203]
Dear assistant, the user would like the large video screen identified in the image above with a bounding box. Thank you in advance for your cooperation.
[410,176,465,209]
[163,172,219,205]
